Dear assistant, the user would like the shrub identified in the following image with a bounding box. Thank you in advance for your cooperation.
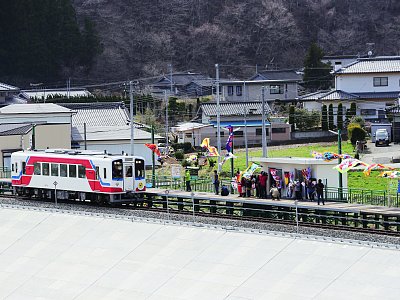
[181,159,191,167]
[174,151,184,160]
[350,127,366,146]
[321,104,328,130]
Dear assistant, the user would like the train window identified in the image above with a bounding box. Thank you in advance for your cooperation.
[34,163,41,175]
[112,159,123,179]
[12,164,14,172]
[78,165,86,178]
[135,159,145,178]
[22,162,26,175]
[42,163,49,176]
[60,164,67,177]
[96,166,99,180]
[125,165,132,177]
[15,163,18,173]
[103,168,107,179]
[51,164,59,176]
[69,165,77,177]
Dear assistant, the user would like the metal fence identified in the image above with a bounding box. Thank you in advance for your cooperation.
[147,175,400,207]
[0,167,10,179]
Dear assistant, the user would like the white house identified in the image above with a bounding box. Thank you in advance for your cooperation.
[300,56,400,122]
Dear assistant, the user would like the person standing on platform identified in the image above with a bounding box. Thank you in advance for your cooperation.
[241,176,247,197]
[185,169,191,192]
[316,179,325,205]
[236,171,242,197]
[307,180,316,201]
[295,181,302,200]
[213,170,220,195]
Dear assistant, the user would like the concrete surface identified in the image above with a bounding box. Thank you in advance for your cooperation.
[0,208,399,300]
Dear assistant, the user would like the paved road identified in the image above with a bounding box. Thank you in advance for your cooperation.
[361,141,400,165]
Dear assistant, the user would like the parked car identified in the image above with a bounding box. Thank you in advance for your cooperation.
[375,129,390,146]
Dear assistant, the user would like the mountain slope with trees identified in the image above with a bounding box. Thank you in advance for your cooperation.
[2,0,400,84]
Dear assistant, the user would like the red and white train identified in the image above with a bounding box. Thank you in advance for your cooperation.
[11,149,146,203]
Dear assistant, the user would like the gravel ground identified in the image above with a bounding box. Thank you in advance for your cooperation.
[1,196,400,248]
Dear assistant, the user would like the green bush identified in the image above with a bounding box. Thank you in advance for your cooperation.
[174,151,184,160]
[172,142,193,153]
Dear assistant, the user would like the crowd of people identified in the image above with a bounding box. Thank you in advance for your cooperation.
[233,171,325,205]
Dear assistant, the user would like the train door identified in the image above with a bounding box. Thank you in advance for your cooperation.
[134,158,146,191]
[124,162,134,191]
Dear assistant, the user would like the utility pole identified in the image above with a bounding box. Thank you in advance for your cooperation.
[151,125,155,187]
[129,81,135,156]
[67,78,71,99]
[244,108,248,168]
[261,86,267,157]
[216,64,221,171]
[84,123,87,150]
[169,64,173,95]
[164,90,169,155]
[338,128,343,200]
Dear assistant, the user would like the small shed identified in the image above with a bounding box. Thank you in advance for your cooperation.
[251,157,347,197]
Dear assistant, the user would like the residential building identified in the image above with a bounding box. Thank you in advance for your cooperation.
[171,122,214,147]
[321,55,363,71]
[0,82,27,107]
[22,88,92,101]
[151,72,213,97]
[300,56,400,123]
[198,102,291,147]
[221,69,302,103]
[59,102,162,165]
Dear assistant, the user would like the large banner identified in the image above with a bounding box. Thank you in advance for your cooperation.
[242,163,260,179]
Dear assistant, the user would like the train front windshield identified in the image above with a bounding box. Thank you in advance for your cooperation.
[112,159,123,179]
[135,159,145,179]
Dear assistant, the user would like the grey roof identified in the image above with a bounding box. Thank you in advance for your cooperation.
[154,73,211,87]
[353,91,400,99]
[60,102,131,127]
[201,102,271,116]
[336,56,400,74]
[0,103,73,114]
[299,90,400,101]
[249,69,302,81]
[71,126,161,142]
[319,90,359,101]
[22,88,91,99]
[187,79,214,87]
[0,82,19,92]
[0,124,32,136]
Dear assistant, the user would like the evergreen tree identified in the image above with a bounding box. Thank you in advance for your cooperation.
[328,104,334,130]
[350,102,357,117]
[321,104,328,131]
[303,43,333,91]
[289,105,295,131]
[337,103,343,130]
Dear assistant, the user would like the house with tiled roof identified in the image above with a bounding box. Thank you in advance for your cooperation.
[220,69,302,103]
[197,102,291,146]
[151,72,213,97]
[300,56,400,123]
[59,102,162,165]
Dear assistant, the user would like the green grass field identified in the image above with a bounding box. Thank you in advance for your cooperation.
[221,142,355,173]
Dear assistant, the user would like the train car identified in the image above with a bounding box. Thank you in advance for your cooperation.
[11,149,146,203]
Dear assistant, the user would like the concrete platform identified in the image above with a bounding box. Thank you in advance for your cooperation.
[0,207,399,299]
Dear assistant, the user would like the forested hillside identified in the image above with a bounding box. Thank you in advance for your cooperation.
[2,0,400,84]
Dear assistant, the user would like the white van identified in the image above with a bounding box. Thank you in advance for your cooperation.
[375,129,390,146]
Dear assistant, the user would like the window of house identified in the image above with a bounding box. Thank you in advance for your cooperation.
[360,109,376,116]
[34,163,41,175]
[51,164,59,176]
[373,77,388,87]
[256,128,270,136]
[69,165,77,177]
[227,86,234,96]
[60,164,68,177]
[270,85,283,94]
[185,133,192,138]
[78,165,86,178]
[272,127,286,134]
[42,163,49,176]
[236,86,242,96]
[235,131,244,137]
[215,132,225,137]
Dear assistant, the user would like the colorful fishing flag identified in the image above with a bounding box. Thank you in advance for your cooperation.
[200,138,210,149]
[242,163,261,179]
[225,132,233,153]
[301,167,312,180]
[225,125,233,134]
[145,143,161,157]
[333,158,368,173]
[312,151,352,161]
[380,171,400,178]
[364,163,394,176]
[207,146,219,157]
[219,152,237,167]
